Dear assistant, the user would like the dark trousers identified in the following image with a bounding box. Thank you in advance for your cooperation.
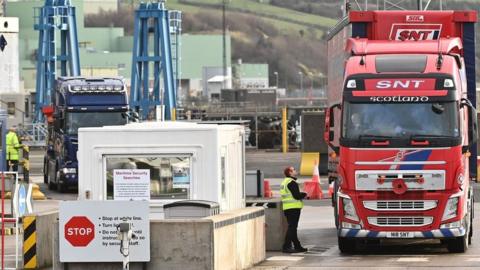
[6,160,18,172]
[283,208,302,249]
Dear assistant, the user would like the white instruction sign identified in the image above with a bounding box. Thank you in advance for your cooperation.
[113,169,150,200]
[59,201,150,262]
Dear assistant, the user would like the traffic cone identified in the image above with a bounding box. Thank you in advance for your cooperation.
[304,162,323,199]
[328,182,334,198]
[311,161,320,183]
[264,179,272,198]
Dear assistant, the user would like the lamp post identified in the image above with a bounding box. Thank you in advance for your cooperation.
[298,71,304,94]
[273,71,279,88]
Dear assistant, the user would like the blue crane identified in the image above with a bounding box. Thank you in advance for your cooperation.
[33,0,80,123]
[130,1,177,120]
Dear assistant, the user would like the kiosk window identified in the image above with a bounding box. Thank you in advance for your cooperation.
[105,156,191,200]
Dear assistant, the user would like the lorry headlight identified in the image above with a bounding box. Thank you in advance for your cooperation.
[62,168,77,174]
[346,79,357,89]
[442,197,458,221]
[342,197,359,221]
[457,174,464,185]
[440,220,462,229]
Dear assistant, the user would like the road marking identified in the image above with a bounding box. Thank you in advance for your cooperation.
[320,246,339,256]
[467,258,480,262]
[396,257,429,262]
[266,256,304,261]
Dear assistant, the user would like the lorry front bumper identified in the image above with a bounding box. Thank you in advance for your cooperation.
[339,227,466,239]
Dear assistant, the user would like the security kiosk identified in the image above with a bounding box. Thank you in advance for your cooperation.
[78,122,246,215]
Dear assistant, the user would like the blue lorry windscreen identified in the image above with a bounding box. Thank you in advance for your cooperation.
[65,112,127,135]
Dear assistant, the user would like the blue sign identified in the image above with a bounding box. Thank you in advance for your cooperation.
[18,184,27,217]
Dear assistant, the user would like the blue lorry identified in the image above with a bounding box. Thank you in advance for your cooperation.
[43,77,131,192]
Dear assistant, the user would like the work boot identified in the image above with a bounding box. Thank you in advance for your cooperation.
[294,246,308,252]
[282,248,297,253]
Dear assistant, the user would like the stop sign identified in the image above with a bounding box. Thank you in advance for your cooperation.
[64,216,95,247]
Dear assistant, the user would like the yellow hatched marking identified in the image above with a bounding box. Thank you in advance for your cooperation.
[24,255,37,268]
[23,232,36,252]
[23,216,35,228]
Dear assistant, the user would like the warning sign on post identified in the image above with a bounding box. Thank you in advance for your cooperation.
[59,201,150,262]
[113,169,150,200]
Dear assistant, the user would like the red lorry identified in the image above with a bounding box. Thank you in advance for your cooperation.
[325,10,477,253]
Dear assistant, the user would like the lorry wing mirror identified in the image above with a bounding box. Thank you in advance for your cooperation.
[324,103,341,154]
[53,111,64,120]
[460,98,478,150]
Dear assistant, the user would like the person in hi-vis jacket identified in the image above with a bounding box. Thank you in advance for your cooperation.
[280,166,308,253]
[6,126,21,171]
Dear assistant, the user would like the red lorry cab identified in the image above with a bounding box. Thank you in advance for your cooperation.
[325,10,477,253]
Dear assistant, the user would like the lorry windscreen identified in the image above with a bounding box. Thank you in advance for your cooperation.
[66,112,127,135]
[342,102,459,141]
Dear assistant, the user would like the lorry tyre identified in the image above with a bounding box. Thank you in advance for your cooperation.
[338,237,356,253]
[48,171,56,190]
[447,236,468,253]
[43,158,48,184]
[333,180,339,228]
[469,201,473,245]
[447,220,469,253]
[57,171,67,193]
[47,162,57,190]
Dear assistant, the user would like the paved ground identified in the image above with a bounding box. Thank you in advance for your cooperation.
[252,202,480,270]
[2,149,480,269]
[246,150,302,178]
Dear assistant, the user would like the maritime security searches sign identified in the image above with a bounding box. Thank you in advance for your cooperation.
[113,169,150,200]
[59,201,150,262]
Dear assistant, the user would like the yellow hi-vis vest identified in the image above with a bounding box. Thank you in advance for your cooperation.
[280,177,304,210]
[6,131,20,161]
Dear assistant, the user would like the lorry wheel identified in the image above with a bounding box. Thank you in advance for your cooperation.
[333,180,339,228]
[447,220,469,253]
[469,204,473,245]
[43,159,48,184]
[47,163,56,190]
[57,182,67,193]
[48,173,56,190]
[338,237,356,253]
[57,172,67,193]
[447,236,468,253]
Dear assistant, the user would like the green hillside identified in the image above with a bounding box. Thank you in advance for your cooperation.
[138,0,337,39]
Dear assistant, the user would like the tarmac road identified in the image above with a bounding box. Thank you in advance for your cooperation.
[252,202,480,270]
[2,149,480,269]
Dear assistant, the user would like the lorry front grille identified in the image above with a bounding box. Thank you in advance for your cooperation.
[367,216,433,227]
[355,170,445,191]
[363,200,437,211]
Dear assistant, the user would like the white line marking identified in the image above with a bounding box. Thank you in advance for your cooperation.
[396,257,429,262]
[266,256,304,261]
[467,258,480,262]
[320,246,339,256]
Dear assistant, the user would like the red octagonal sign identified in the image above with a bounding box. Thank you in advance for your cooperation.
[65,216,95,247]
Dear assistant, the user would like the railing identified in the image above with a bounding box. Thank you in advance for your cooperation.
[20,123,47,147]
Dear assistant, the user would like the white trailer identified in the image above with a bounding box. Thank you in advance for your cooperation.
[78,121,246,215]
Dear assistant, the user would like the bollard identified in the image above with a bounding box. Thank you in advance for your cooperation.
[23,215,37,269]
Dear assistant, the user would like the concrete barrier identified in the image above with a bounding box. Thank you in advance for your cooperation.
[246,197,286,251]
[23,210,58,269]
[54,207,265,270]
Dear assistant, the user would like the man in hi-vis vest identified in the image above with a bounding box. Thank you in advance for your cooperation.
[6,126,21,171]
[280,166,308,253]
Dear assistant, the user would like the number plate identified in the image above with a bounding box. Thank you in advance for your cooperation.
[386,231,414,238]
